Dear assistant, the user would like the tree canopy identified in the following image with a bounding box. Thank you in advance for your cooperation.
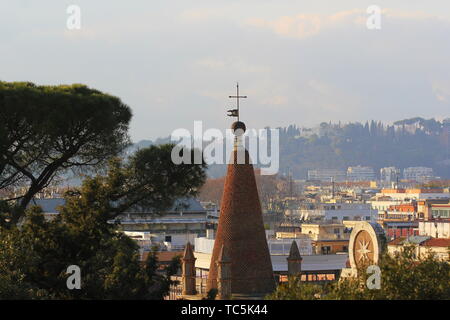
[0,81,207,299]
[0,144,206,299]
[0,81,132,223]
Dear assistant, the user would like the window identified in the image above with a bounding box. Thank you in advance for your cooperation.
[443,209,450,218]
[321,246,331,255]
[165,235,172,242]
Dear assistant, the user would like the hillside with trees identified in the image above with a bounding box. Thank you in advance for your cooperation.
[277,117,450,179]
[134,117,450,180]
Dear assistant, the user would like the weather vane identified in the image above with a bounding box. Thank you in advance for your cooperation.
[227,82,247,122]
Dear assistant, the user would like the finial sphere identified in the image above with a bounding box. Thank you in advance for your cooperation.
[231,121,246,136]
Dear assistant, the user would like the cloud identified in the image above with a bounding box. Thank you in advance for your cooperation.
[195,57,270,74]
[3,2,450,141]
[246,8,449,39]
[195,58,227,70]
[432,81,450,103]
[179,8,225,22]
[260,95,289,106]
[300,79,361,115]
[383,9,441,20]
[246,9,364,39]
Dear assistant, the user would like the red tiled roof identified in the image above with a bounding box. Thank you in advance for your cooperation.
[142,251,182,263]
[421,238,450,247]
[388,237,406,246]
[158,251,183,261]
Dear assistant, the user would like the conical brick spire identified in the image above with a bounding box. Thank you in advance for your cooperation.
[206,122,275,295]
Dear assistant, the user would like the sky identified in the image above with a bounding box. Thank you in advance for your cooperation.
[1,1,450,142]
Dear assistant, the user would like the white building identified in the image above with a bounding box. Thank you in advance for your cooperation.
[419,220,450,239]
[403,167,434,182]
[193,237,344,274]
[194,233,313,256]
[307,169,347,182]
[30,197,209,252]
[293,202,375,222]
[347,166,376,181]
[372,188,450,202]
[380,167,400,184]
[370,199,402,212]
[112,198,209,251]
[370,189,450,221]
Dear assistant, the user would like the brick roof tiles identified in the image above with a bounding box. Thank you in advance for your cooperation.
[421,238,450,247]
[206,148,275,295]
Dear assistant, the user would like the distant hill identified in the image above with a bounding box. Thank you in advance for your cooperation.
[277,117,450,179]
[132,117,450,179]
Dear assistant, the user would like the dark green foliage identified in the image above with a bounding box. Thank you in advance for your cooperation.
[0,82,206,299]
[0,206,178,299]
[0,81,132,222]
[0,144,206,299]
[0,200,171,299]
[268,247,450,300]
[266,277,323,300]
[204,288,218,300]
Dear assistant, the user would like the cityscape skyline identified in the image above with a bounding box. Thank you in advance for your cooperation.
[1,1,449,303]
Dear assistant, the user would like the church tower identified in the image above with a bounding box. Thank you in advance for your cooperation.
[206,84,275,296]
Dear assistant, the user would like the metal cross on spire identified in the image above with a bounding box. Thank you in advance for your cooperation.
[227,82,247,121]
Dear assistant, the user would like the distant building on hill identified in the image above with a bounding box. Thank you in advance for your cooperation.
[307,169,346,182]
[403,166,434,182]
[347,166,376,181]
[380,167,400,184]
